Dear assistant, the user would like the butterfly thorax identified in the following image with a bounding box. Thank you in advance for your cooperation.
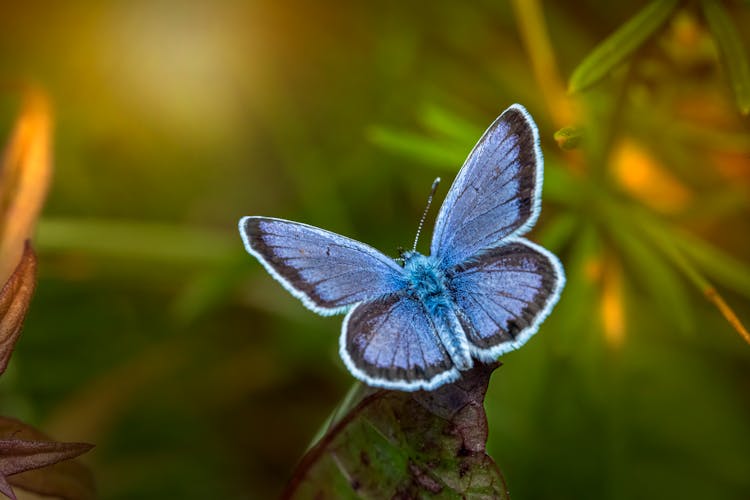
[402,252,452,313]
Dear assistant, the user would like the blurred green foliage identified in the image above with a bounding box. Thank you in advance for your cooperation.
[0,0,749,498]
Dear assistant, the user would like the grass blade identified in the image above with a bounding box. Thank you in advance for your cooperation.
[535,212,579,252]
[553,223,603,347]
[701,0,750,115]
[568,0,679,93]
[419,104,482,143]
[635,210,750,345]
[36,217,238,265]
[367,126,466,169]
[608,219,694,334]
[669,228,750,299]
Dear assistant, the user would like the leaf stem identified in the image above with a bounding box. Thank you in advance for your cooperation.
[622,204,750,346]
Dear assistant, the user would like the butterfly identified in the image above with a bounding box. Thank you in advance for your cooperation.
[239,104,565,391]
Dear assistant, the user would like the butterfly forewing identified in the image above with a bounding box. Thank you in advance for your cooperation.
[239,217,405,315]
[431,105,542,267]
[450,239,564,361]
[341,294,459,391]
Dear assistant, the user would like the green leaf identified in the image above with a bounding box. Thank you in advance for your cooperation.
[541,162,586,206]
[36,217,238,266]
[608,219,694,334]
[624,206,750,343]
[535,212,579,252]
[670,228,750,299]
[553,126,584,150]
[305,382,372,453]
[284,363,509,499]
[627,200,750,298]
[169,257,250,326]
[552,223,602,349]
[568,0,680,93]
[367,126,467,169]
[701,0,750,115]
[419,104,483,144]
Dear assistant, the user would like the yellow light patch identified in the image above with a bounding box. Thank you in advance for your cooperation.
[601,257,625,348]
[0,88,52,283]
[612,138,692,213]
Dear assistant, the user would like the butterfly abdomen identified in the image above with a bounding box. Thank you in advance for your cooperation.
[403,253,473,371]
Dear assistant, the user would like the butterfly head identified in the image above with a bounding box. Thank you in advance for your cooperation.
[399,248,418,262]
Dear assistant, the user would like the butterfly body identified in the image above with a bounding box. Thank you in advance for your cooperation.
[240,104,565,391]
[401,251,473,370]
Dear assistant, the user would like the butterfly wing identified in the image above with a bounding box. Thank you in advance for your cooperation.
[451,239,564,362]
[239,216,405,315]
[431,104,543,267]
[340,293,459,391]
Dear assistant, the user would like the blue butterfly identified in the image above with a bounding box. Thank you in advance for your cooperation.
[239,104,565,391]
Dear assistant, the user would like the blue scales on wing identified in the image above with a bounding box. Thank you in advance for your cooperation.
[450,240,564,361]
[431,104,543,267]
[341,293,459,391]
[239,217,405,315]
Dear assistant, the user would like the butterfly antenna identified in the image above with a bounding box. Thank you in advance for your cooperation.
[412,177,440,252]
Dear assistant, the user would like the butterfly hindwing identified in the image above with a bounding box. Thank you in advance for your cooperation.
[239,217,405,315]
[340,293,459,391]
[431,104,543,267]
[450,239,565,361]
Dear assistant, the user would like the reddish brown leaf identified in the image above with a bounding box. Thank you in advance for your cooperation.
[0,242,36,375]
[0,417,94,500]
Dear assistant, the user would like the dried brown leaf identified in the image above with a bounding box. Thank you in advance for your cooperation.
[0,242,36,375]
[0,417,94,500]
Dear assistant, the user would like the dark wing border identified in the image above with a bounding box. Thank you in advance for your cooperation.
[239,216,404,316]
[431,104,544,265]
[454,237,565,362]
[339,294,460,391]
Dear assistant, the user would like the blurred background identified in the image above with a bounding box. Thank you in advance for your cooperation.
[0,0,749,498]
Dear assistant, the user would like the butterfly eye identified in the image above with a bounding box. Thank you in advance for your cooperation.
[394,246,406,262]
